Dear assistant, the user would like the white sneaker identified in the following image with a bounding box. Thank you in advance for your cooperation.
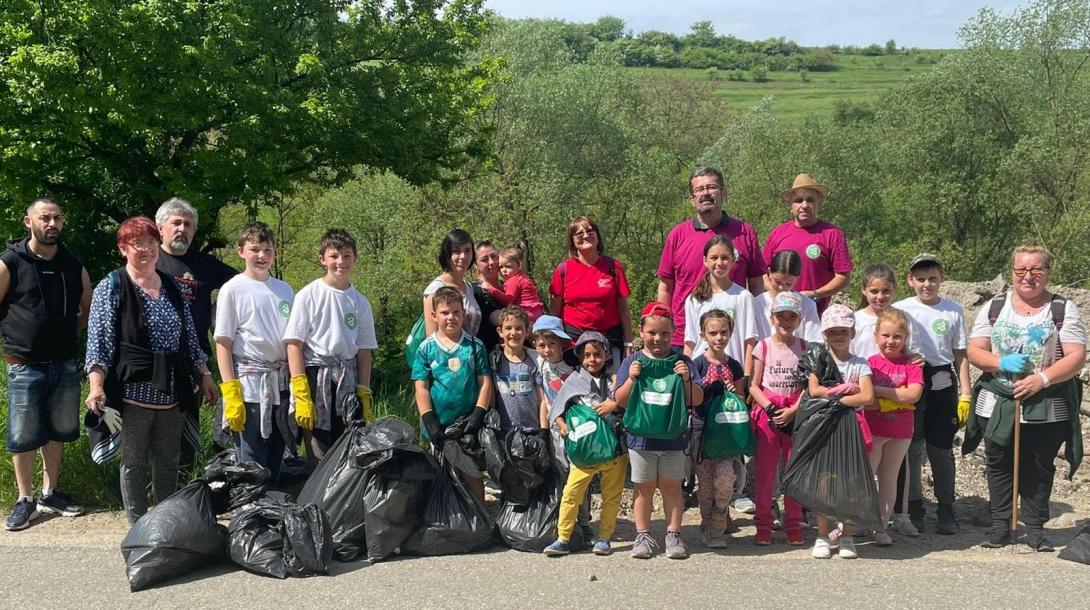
[838,536,858,559]
[812,536,832,559]
[892,513,919,537]
[874,532,893,546]
[732,496,756,514]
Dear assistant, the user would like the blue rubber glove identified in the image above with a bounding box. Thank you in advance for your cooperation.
[998,353,1031,375]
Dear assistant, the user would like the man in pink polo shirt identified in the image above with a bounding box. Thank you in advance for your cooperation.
[762,174,852,313]
[657,166,766,349]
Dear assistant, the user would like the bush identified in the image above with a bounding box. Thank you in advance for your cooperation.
[748,66,769,82]
[706,67,720,80]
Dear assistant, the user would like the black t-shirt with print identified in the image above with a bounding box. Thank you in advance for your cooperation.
[156,249,237,356]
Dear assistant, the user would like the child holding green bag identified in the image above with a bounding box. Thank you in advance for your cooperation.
[543,332,626,557]
[615,302,703,559]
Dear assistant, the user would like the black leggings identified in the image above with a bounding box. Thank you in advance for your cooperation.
[979,416,1068,527]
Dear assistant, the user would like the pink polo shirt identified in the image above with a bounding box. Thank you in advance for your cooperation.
[762,220,852,312]
[657,216,766,346]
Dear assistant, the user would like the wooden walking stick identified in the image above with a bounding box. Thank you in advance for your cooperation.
[1011,392,1022,538]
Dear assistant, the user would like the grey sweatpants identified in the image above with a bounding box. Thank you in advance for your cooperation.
[121,405,185,524]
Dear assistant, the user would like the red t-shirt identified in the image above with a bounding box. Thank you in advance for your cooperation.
[656,217,766,345]
[864,354,923,439]
[762,220,852,312]
[502,271,544,322]
[549,256,631,331]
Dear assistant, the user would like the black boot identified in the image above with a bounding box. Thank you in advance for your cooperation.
[908,499,926,532]
[1022,526,1055,552]
[982,522,1011,548]
[935,503,959,535]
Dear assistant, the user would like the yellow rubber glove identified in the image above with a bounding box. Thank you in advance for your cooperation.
[957,395,972,428]
[220,379,246,433]
[356,385,374,423]
[878,398,915,413]
[291,374,315,430]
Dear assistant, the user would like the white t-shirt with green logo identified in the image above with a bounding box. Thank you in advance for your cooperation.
[215,274,296,403]
[284,278,378,361]
[894,296,967,367]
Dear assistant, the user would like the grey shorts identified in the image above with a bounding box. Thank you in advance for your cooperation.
[628,449,687,483]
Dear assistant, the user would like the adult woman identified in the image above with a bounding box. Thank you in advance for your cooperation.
[965,242,1086,551]
[471,240,508,353]
[549,216,633,364]
[85,217,215,523]
[423,229,482,337]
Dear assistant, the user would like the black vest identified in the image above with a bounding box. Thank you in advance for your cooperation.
[0,239,84,362]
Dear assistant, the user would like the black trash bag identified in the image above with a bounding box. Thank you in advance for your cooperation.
[353,419,438,561]
[495,465,586,552]
[445,412,486,468]
[402,446,495,556]
[296,422,372,561]
[121,480,229,592]
[479,409,506,482]
[498,428,552,507]
[1059,524,1090,564]
[781,343,882,531]
[227,496,333,579]
[202,449,271,513]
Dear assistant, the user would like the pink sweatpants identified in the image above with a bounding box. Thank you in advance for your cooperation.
[752,406,803,532]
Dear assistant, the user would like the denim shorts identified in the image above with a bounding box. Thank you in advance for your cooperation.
[6,359,81,453]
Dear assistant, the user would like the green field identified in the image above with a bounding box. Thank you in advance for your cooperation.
[631,52,951,122]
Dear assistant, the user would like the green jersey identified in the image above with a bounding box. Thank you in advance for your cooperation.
[412,331,491,425]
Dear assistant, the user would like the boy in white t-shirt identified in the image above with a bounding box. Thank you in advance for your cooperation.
[284,229,378,464]
[215,222,295,485]
[893,253,972,536]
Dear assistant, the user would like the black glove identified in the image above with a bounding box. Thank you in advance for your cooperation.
[421,411,446,448]
[465,405,488,434]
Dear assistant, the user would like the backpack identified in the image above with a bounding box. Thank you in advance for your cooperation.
[563,403,619,468]
[622,354,689,439]
[701,393,756,458]
[987,293,1066,357]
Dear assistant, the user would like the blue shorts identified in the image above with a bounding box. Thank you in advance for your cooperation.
[6,359,81,453]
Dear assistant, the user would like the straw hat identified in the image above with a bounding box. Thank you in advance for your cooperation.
[780,174,830,203]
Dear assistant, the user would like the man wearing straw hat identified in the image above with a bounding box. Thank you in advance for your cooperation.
[762,174,852,313]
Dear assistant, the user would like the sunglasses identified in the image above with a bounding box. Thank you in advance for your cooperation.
[1012,267,1048,279]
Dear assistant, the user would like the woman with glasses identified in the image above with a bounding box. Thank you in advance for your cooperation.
[84,216,215,523]
[548,216,633,366]
[965,241,1086,551]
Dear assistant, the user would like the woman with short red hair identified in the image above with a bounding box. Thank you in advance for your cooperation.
[85,216,215,523]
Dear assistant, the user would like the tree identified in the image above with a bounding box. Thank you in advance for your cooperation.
[885,38,898,54]
[591,15,626,42]
[686,21,719,48]
[0,0,495,274]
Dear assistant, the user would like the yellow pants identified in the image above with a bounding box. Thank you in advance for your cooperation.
[557,454,628,542]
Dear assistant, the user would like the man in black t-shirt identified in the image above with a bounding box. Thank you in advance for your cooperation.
[155,197,237,459]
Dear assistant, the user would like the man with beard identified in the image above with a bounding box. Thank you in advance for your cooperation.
[155,197,237,461]
[0,198,91,530]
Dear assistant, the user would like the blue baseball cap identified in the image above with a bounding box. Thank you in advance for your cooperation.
[531,315,572,340]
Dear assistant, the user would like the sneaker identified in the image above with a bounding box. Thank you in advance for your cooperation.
[37,490,84,517]
[838,536,858,559]
[707,507,729,539]
[754,529,772,546]
[543,539,571,557]
[631,532,658,559]
[786,529,806,546]
[891,513,919,537]
[811,536,832,559]
[732,496,756,514]
[982,524,1011,548]
[935,504,959,536]
[665,531,689,559]
[592,539,612,556]
[873,532,893,546]
[1022,528,1055,552]
[908,499,926,532]
[4,497,39,531]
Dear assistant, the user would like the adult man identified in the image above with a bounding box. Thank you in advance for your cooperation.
[0,198,91,530]
[657,166,766,350]
[155,197,237,458]
[762,174,852,313]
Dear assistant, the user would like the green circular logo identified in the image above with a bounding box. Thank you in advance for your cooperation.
[278,300,291,318]
[805,244,821,260]
[652,378,667,392]
[932,319,950,336]
[345,312,357,329]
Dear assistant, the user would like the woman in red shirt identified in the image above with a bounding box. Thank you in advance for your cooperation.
[549,216,634,364]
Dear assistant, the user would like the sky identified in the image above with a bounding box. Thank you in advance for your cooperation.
[485,0,1028,48]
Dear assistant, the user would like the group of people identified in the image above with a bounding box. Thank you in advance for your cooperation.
[1,166,1083,563]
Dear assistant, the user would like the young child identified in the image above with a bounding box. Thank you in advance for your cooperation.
[498,244,544,322]
[851,263,898,359]
[754,250,822,342]
[749,291,808,546]
[534,316,576,455]
[809,303,874,560]
[284,229,377,464]
[615,302,704,560]
[691,310,746,548]
[412,285,493,503]
[893,253,972,535]
[215,222,295,486]
[683,235,757,378]
[863,308,923,546]
[492,306,546,431]
[543,332,626,557]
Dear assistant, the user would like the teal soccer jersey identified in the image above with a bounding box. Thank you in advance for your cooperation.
[412,331,491,425]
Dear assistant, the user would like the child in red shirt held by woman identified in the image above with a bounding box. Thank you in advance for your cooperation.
[499,244,544,322]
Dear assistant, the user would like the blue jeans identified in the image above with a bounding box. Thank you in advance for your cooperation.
[6,359,81,453]
[233,399,286,487]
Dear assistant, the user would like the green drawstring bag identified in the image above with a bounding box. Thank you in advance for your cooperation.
[623,354,688,440]
[563,403,618,468]
[701,393,756,458]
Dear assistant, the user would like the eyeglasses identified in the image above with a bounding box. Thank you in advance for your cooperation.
[573,228,597,239]
[127,239,159,252]
[1013,267,1048,279]
[691,184,723,195]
